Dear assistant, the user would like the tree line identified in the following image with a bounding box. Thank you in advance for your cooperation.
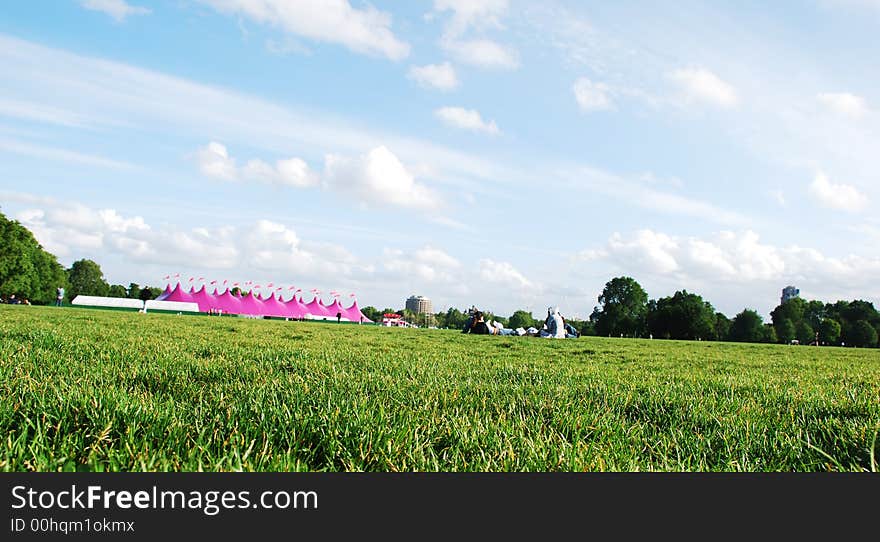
[2,210,878,347]
[361,276,879,348]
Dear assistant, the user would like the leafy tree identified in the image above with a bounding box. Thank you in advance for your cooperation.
[67,259,109,299]
[848,320,878,348]
[442,307,468,330]
[728,309,765,343]
[761,324,778,344]
[771,297,806,329]
[796,321,815,345]
[841,300,879,327]
[230,286,242,297]
[508,310,537,330]
[578,319,596,336]
[359,306,382,323]
[803,300,826,329]
[127,282,142,299]
[646,290,716,340]
[0,210,68,304]
[108,284,127,298]
[818,318,841,345]
[776,318,796,344]
[714,313,731,342]
[138,286,163,301]
[594,276,648,338]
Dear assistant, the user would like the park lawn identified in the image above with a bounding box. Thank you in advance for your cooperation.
[1,305,878,472]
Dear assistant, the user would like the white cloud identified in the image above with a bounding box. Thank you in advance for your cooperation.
[441,38,519,70]
[323,146,441,210]
[808,172,868,213]
[382,245,461,283]
[243,157,319,187]
[434,106,500,135]
[817,92,869,118]
[433,0,519,70]
[199,0,409,60]
[478,259,533,290]
[669,68,739,108]
[407,62,460,91]
[196,141,237,181]
[578,228,880,315]
[80,0,151,22]
[572,77,614,112]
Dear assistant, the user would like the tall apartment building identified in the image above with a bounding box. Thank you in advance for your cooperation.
[405,295,433,314]
[781,285,800,305]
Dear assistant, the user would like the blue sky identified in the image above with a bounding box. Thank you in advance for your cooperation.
[1,0,878,319]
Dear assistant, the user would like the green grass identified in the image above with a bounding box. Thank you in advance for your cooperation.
[1,305,879,472]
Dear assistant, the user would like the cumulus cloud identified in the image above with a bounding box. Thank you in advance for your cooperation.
[196,142,238,181]
[817,92,869,118]
[669,67,738,108]
[434,106,500,135]
[440,38,519,70]
[195,142,320,188]
[572,77,614,112]
[808,172,868,213]
[199,0,409,60]
[478,259,534,290]
[323,146,441,210]
[80,0,151,22]
[382,245,461,283]
[13,198,366,280]
[578,229,880,312]
[408,62,460,91]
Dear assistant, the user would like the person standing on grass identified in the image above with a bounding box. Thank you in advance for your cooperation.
[56,286,64,307]
[336,311,342,323]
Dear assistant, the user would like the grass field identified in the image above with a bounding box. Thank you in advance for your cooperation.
[1,305,879,472]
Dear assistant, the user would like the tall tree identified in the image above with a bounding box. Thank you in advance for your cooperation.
[776,318,796,344]
[508,310,537,330]
[108,284,127,298]
[818,318,841,345]
[728,309,765,343]
[127,282,142,299]
[848,321,878,348]
[714,313,731,342]
[646,290,716,340]
[0,210,68,304]
[67,259,109,299]
[796,321,815,345]
[594,277,649,337]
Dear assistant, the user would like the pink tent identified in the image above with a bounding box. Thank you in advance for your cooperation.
[325,298,347,320]
[343,300,372,323]
[304,295,333,319]
[261,293,288,318]
[155,284,173,301]
[164,283,195,303]
[189,285,216,313]
[283,294,309,319]
[213,288,243,315]
[239,291,265,316]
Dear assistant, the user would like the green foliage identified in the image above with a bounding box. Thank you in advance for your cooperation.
[67,259,109,299]
[761,324,778,344]
[848,321,878,348]
[594,276,648,338]
[138,286,162,301]
[127,283,142,299]
[714,313,731,341]
[728,309,764,343]
[796,321,815,345]
[776,318,796,344]
[0,210,68,304]
[508,310,537,330]
[1,306,879,472]
[647,290,716,340]
[108,284,128,298]
[819,318,841,345]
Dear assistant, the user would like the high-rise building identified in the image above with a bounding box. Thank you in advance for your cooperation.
[405,295,433,314]
[781,285,799,305]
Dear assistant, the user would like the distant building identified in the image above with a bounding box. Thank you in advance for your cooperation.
[781,285,800,305]
[405,295,433,314]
